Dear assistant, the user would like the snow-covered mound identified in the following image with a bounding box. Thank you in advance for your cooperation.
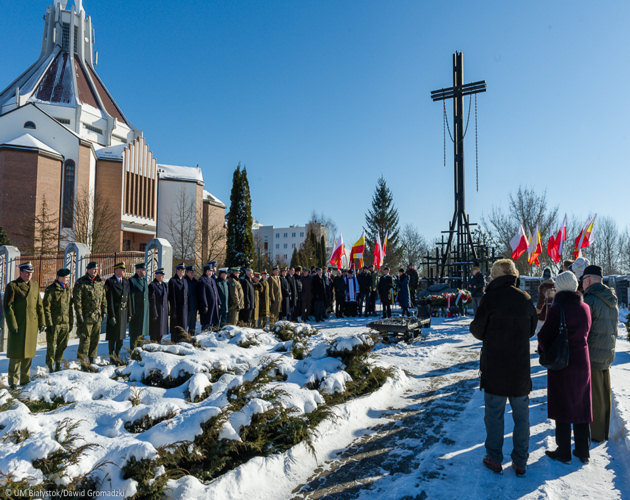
[0,322,393,497]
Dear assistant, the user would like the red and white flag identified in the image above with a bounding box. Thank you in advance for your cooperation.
[573,214,597,259]
[329,233,345,270]
[556,214,567,261]
[373,232,383,270]
[510,224,529,260]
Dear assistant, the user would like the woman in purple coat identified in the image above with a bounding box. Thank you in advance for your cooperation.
[538,271,592,464]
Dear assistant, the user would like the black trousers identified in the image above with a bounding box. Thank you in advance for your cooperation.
[240,308,252,324]
[335,296,345,317]
[556,421,590,458]
[368,291,377,314]
[314,300,325,322]
[382,303,392,318]
[108,336,123,357]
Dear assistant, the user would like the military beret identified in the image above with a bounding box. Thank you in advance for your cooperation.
[86,261,98,270]
[230,267,240,274]
[57,268,71,277]
[280,267,287,271]
[19,262,34,273]
[155,268,165,275]
[185,265,194,272]
[272,266,279,271]
[176,263,186,270]
[114,262,126,270]
[135,262,146,270]
[209,261,217,267]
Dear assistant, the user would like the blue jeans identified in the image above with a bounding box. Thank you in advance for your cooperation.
[484,391,530,468]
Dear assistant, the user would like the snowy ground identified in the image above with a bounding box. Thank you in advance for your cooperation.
[1,310,630,499]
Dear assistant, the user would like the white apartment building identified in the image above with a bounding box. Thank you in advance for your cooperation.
[252,223,327,264]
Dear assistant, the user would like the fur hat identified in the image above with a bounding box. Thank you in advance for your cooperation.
[571,257,589,278]
[555,271,578,292]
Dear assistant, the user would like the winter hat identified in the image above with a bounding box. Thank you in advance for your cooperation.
[555,271,578,292]
[570,257,589,278]
[542,267,552,279]
[583,265,603,277]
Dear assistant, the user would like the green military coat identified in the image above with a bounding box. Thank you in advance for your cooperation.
[43,281,73,328]
[268,275,282,316]
[73,274,107,324]
[3,278,45,359]
[228,278,244,311]
[255,280,270,320]
[129,273,149,338]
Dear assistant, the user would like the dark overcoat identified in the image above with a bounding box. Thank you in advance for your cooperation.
[397,275,410,308]
[241,276,255,313]
[377,275,394,305]
[470,274,538,397]
[185,276,198,327]
[216,277,229,322]
[538,291,592,423]
[168,275,188,332]
[301,276,313,312]
[286,274,298,308]
[3,278,45,359]
[129,273,149,339]
[469,271,485,298]
[105,276,132,341]
[312,274,327,302]
[333,276,346,301]
[198,274,221,328]
[148,279,169,340]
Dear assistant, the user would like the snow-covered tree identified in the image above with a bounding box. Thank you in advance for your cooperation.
[364,176,400,267]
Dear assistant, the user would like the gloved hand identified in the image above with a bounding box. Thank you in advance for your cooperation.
[151,316,158,321]
[201,307,208,315]
[108,316,117,327]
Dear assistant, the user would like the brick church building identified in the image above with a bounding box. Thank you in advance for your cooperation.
[0,0,225,258]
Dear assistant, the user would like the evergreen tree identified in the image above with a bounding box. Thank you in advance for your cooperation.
[364,176,401,267]
[225,165,254,267]
[290,247,299,268]
[0,225,11,246]
[319,235,327,268]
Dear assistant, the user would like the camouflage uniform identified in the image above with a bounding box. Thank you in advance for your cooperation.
[73,274,107,362]
[227,277,244,325]
[43,280,73,370]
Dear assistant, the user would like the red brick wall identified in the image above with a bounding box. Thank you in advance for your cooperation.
[95,159,123,251]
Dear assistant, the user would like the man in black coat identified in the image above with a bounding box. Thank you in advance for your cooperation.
[148,268,169,342]
[105,262,133,361]
[312,268,327,322]
[357,267,371,317]
[469,266,485,315]
[198,264,221,331]
[240,269,256,326]
[292,267,303,322]
[301,269,313,321]
[184,266,199,335]
[469,259,537,476]
[333,270,346,318]
[168,264,188,342]
[377,267,394,318]
[129,262,149,350]
[407,264,420,307]
[287,267,298,320]
[279,268,292,320]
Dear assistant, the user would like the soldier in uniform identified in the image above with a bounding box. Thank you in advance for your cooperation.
[240,268,255,326]
[268,266,282,324]
[148,268,169,342]
[257,271,270,328]
[168,264,188,342]
[43,268,73,372]
[198,263,220,331]
[291,267,302,322]
[227,268,244,325]
[216,268,229,326]
[279,268,292,320]
[105,262,132,362]
[74,261,107,365]
[185,266,199,335]
[378,267,394,318]
[3,262,45,387]
[129,262,149,350]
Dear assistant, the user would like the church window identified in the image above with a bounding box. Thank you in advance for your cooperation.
[62,23,70,51]
[62,160,75,228]
[83,123,104,134]
[55,117,71,125]
[24,121,36,129]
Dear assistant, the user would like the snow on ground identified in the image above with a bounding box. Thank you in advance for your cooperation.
[1,310,630,499]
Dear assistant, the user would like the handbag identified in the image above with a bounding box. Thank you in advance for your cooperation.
[539,304,570,370]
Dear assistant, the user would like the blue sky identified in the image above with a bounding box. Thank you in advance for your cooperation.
[2,0,629,243]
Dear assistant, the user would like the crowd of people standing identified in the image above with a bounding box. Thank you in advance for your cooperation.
[2,259,422,388]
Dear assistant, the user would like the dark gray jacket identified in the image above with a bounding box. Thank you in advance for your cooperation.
[583,282,618,370]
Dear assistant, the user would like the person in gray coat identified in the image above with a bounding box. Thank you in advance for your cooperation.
[582,265,619,442]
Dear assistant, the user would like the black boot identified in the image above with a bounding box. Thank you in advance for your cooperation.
[545,449,571,463]
[55,362,62,372]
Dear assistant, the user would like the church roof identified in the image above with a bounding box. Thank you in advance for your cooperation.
[0,2,130,129]
[0,133,62,157]
[158,164,204,183]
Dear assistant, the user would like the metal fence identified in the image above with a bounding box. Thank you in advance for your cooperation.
[17,251,145,289]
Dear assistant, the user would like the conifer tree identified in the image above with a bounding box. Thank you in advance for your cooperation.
[225,165,254,267]
[364,176,400,266]
[0,225,11,246]
[290,247,299,268]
